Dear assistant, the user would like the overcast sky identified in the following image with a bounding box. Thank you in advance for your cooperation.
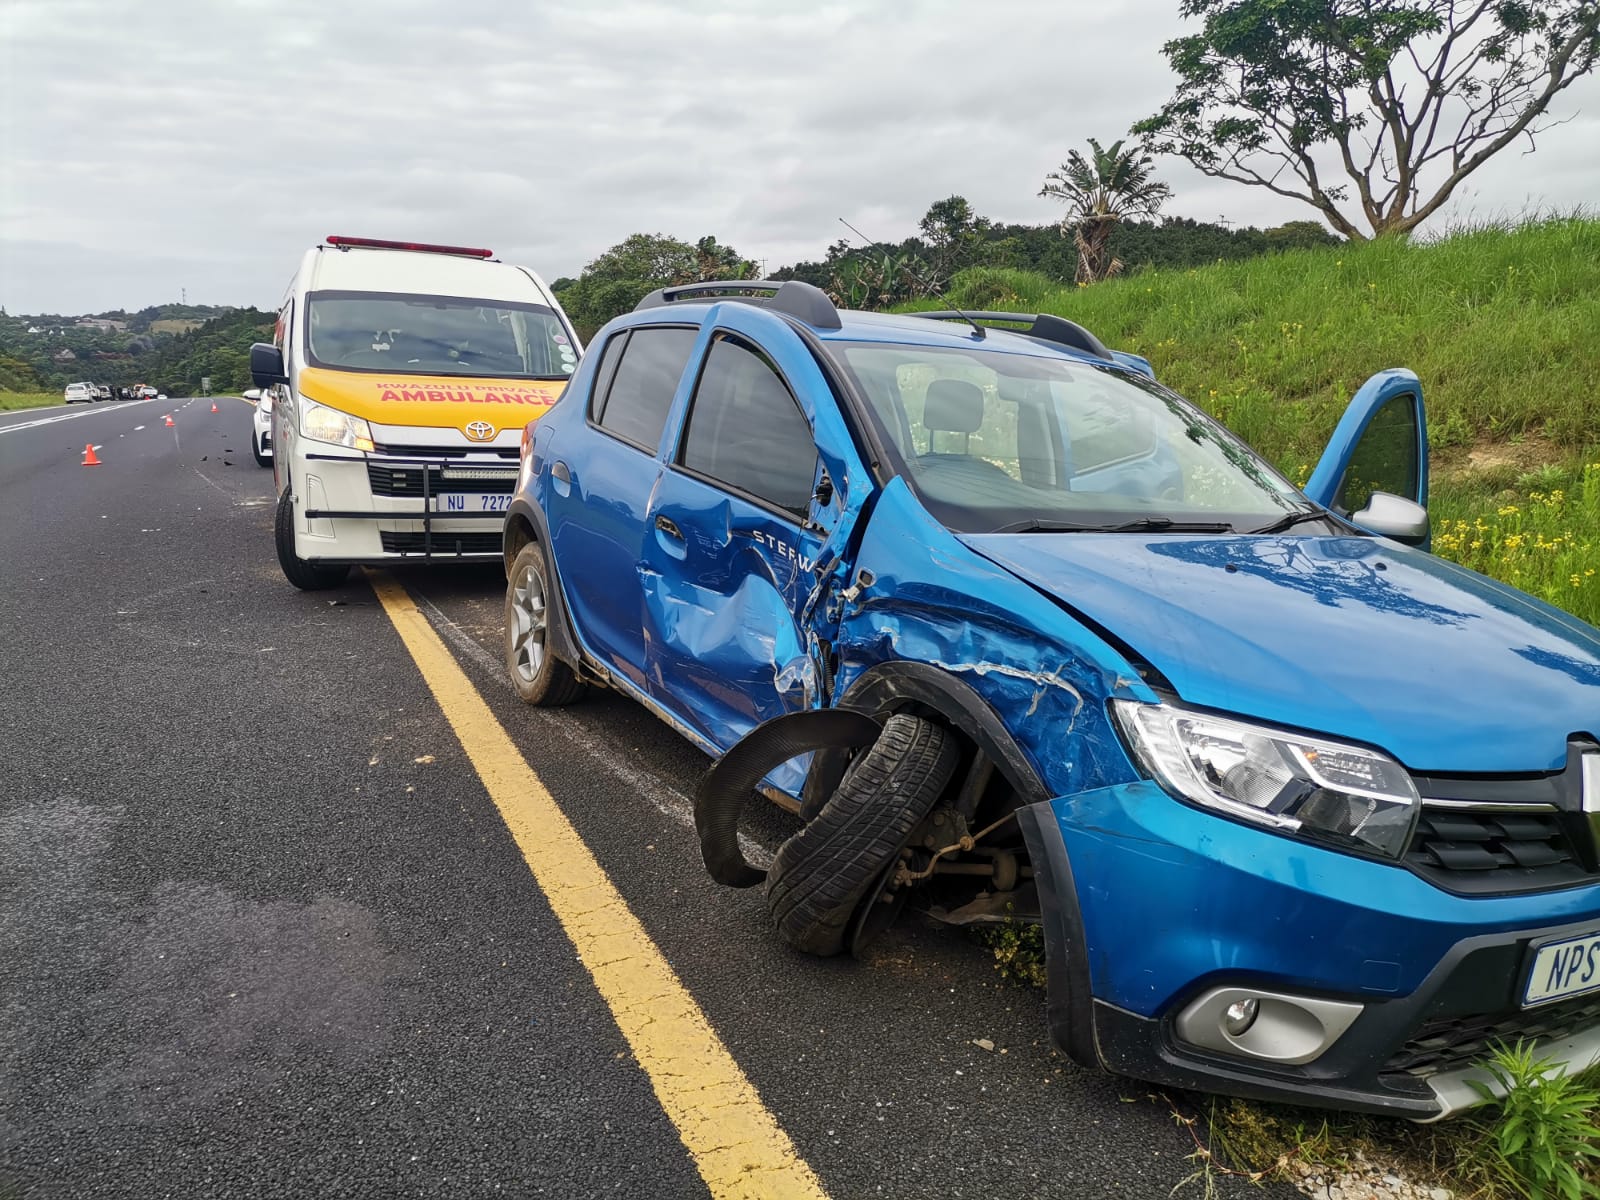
[2,0,1597,316]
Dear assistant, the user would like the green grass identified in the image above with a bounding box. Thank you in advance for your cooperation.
[919,215,1600,627]
[0,391,63,412]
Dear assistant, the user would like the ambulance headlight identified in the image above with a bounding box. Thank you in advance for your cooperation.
[300,397,374,453]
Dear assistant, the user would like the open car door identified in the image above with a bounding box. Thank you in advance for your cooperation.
[1304,368,1430,546]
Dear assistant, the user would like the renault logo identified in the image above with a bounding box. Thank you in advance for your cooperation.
[464,421,496,442]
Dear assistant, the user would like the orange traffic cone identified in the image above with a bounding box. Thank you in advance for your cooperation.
[163,415,175,427]
[82,443,102,466]
[210,402,219,413]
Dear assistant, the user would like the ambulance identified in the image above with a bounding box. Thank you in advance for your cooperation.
[250,235,581,589]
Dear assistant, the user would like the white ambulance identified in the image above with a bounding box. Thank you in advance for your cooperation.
[251,235,581,589]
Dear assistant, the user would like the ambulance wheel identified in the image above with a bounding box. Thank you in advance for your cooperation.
[765,714,959,957]
[505,541,583,706]
[275,489,348,591]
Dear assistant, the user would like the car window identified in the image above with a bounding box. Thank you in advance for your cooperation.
[586,331,629,423]
[834,341,1307,533]
[678,334,817,516]
[593,326,699,452]
[1336,395,1420,514]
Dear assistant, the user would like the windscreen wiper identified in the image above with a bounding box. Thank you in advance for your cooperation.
[993,516,1236,534]
[1249,506,1335,535]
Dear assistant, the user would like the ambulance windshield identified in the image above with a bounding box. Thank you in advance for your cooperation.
[305,290,578,379]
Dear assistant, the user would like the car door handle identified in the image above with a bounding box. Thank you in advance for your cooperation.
[655,514,683,540]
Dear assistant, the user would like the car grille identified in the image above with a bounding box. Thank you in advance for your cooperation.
[1404,806,1587,894]
[1383,994,1600,1079]
[379,531,502,556]
[367,462,519,497]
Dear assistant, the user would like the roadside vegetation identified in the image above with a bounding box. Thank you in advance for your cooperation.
[0,392,61,412]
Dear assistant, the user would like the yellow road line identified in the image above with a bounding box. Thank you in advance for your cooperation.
[368,571,828,1200]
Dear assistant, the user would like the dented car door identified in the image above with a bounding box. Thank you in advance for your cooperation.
[638,304,869,763]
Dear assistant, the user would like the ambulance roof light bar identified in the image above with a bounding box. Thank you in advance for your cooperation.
[325,235,495,259]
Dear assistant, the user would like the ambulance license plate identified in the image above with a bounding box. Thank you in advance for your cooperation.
[434,493,512,513]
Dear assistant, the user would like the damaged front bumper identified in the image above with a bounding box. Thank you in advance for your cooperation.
[1019,781,1600,1120]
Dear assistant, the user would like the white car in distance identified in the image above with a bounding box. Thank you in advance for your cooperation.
[245,387,273,466]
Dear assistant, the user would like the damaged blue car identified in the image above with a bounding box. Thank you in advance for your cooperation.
[501,280,1600,1120]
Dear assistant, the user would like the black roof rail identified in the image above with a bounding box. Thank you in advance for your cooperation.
[633,279,842,331]
[913,310,1113,361]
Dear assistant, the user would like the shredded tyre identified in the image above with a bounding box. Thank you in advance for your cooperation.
[766,713,959,957]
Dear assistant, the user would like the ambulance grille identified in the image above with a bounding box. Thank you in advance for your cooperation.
[379,531,502,557]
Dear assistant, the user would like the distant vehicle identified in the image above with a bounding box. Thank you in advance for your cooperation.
[93,383,112,401]
[250,233,581,589]
[244,387,273,466]
[137,385,158,399]
[64,382,94,404]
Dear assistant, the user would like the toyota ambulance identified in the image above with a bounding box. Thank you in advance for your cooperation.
[250,235,581,589]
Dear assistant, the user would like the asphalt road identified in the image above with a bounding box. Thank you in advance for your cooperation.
[0,398,1297,1199]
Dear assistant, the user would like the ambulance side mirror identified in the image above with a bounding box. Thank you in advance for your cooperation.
[250,342,288,388]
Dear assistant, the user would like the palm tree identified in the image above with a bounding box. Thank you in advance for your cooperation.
[1039,139,1172,284]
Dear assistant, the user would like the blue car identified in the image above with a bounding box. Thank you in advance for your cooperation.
[501,280,1600,1119]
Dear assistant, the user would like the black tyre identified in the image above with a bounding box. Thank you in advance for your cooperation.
[766,714,959,957]
[505,541,583,706]
[275,488,349,590]
[253,433,271,468]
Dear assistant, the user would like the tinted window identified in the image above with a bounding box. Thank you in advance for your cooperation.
[595,326,699,451]
[586,332,628,422]
[679,336,817,514]
[1337,395,1420,514]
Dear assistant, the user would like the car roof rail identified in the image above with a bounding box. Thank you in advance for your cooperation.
[913,310,1114,361]
[633,279,842,331]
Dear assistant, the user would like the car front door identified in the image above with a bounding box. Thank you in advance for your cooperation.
[545,323,702,692]
[639,306,869,761]
[1304,368,1429,540]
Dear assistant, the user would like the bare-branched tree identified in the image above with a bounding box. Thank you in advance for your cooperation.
[1135,0,1600,240]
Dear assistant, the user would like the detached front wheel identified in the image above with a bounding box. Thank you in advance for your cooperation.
[766,713,959,957]
[505,541,583,706]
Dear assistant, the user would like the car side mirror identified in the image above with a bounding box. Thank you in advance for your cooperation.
[242,388,261,402]
[1353,491,1429,546]
[250,342,289,388]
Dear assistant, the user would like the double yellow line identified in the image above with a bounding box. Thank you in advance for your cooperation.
[370,573,827,1200]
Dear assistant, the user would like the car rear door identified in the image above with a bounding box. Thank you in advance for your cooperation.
[639,304,869,761]
[544,323,702,692]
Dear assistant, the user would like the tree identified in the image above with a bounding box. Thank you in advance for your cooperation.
[918,195,992,283]
[1135,0,1600,240]
[1038,139,1174,283]
[558,232,756,337]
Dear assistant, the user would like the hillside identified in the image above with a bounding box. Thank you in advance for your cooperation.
[931,217,1600,625]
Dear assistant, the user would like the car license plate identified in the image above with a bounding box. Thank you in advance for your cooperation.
[1524,930,1600,1006]
[434,493,511,513]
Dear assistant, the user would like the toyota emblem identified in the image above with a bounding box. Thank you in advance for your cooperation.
[464,421,496,442]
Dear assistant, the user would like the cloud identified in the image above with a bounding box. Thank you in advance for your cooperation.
[1,0,1596,313]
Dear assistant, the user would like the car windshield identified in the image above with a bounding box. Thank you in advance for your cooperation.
[832,340,1310,534]
[305,290,576,379]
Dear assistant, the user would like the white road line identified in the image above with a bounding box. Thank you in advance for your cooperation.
[0,400,163,436]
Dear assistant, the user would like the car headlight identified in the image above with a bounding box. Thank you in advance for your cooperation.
[300,396,374,452]
[1111,701,1420,858]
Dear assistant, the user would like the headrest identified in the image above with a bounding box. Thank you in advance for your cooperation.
[923,379,984,434]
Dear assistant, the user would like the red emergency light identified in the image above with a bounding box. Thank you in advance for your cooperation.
[325,236,495,259]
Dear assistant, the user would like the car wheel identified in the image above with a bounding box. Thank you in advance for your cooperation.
[253,433,271,468]
[765,713,959,957]
[505,541,583,706]
[275,488,348,590]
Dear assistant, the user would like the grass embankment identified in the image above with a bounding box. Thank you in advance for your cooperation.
[0,392,62,412]
[938,215,1600,627]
